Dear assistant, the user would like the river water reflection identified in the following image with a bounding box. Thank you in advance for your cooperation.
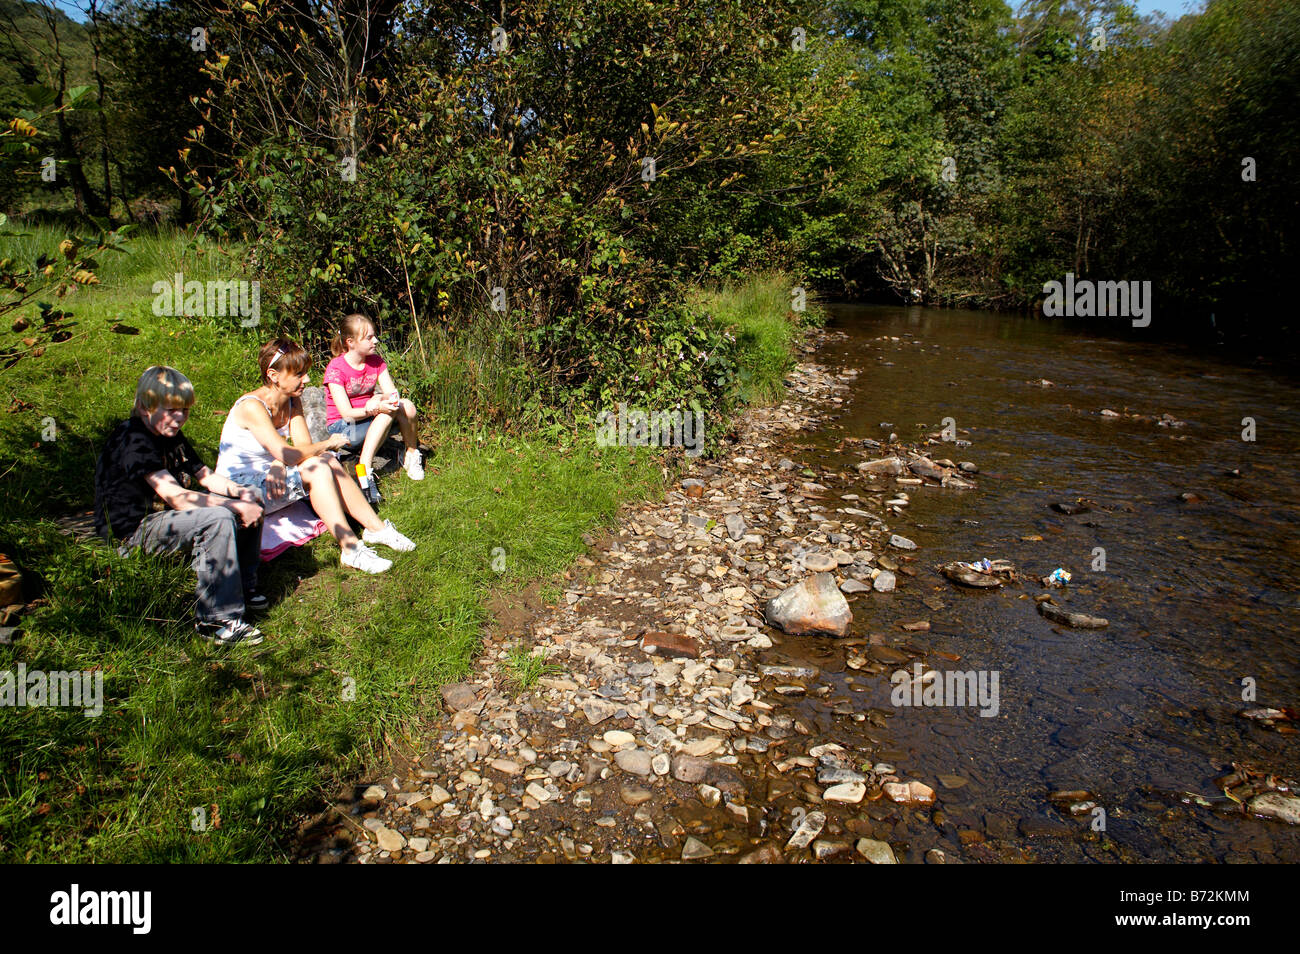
[778,302,1300,862]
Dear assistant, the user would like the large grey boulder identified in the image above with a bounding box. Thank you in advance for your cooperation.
[300,386,330,443]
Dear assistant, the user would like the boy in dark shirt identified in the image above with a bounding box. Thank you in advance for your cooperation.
[94,366,268,646]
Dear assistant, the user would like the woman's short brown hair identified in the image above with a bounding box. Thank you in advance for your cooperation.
[259,337,311,384]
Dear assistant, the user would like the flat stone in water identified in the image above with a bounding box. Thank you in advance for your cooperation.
[824,782,867,803]
[856,838,897,864]
[841,579,871,594]
[888,534,917,550]
[786,811,827,849]
[1250,791,1300,825]
[803,552,838,572]
[818,766,866,784]
[682,837,715,860]
[873,571,896,593]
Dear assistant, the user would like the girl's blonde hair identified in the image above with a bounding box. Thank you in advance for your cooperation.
[330,313,375,357]
[134,365,194,415]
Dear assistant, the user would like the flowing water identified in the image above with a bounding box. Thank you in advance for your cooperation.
[767,303,1300,862]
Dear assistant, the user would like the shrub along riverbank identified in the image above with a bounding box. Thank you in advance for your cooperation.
[0,233,814,862]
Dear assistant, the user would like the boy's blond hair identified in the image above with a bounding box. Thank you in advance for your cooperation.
[134,365,195,415]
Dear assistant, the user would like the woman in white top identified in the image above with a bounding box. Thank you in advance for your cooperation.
[215,338,415,574]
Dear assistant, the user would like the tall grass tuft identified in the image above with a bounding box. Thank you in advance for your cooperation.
[687,270,822,406]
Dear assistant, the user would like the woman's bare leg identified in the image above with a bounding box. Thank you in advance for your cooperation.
[321,453,386,532]
[300,456,361,549]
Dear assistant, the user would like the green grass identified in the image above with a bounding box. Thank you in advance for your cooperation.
[0,229,803,862]
[688,270,823,405]
[501,645,562,693]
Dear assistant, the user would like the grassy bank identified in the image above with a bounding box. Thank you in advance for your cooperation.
[0,228,811,862]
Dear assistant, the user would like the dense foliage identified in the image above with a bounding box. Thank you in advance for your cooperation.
[3,0,1297,393]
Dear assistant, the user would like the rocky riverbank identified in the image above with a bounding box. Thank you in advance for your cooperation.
[301,329,1006,864]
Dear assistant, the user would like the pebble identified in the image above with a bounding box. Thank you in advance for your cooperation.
[824,781,867,803]
[856,838,897,864]
[525,782,552,803]
[786,811,827,849]
[813,839,850,860]
[620,784,654,806]
[682,837,714,860]
[375,828,405,853]
[603,730,635,747]
[614,749,653,776]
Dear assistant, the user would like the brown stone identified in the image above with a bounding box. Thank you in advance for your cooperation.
[640,631,700,659]
[441,682,480,712]
[738,844,785,864]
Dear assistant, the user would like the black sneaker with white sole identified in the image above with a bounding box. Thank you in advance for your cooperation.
[245,591,269,612]
[195,618,265,647]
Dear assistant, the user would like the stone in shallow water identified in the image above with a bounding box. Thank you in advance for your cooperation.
[813,839,850,860]
[841,578,871,594]
[738,844,784,864]
[786,811,827,849]
[672,755,712,783]
[765,572,852,637]
[802,552,838,572]
[1250,791,1300,825]
[682,837,714,860]
[873,571,896,593]
[1038,602,1108,628]
[858,457,904,476]
[888,534,917,550]
[857,839,897,864]
[824,782,867,803]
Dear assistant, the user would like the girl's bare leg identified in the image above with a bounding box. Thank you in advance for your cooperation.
[394,400,419,449]
[358,412,394,472]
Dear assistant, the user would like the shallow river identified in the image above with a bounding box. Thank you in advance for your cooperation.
[769,302,1300,862]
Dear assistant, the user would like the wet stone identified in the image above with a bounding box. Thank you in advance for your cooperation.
[682,837,714,860]
[856,838,897,864]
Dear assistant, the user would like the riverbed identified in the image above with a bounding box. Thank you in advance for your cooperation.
[780,302,1300,862]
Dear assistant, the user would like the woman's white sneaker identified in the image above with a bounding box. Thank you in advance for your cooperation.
[341,542,393,574]
[362,519,416,552]
[404,449,425,481]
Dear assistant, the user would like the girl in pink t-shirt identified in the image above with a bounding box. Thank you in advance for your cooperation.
[322,314,423,481]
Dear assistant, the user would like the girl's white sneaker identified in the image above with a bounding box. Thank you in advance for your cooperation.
[341,542,393,574]
[404,449,425,481]
[362,519,416,552]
